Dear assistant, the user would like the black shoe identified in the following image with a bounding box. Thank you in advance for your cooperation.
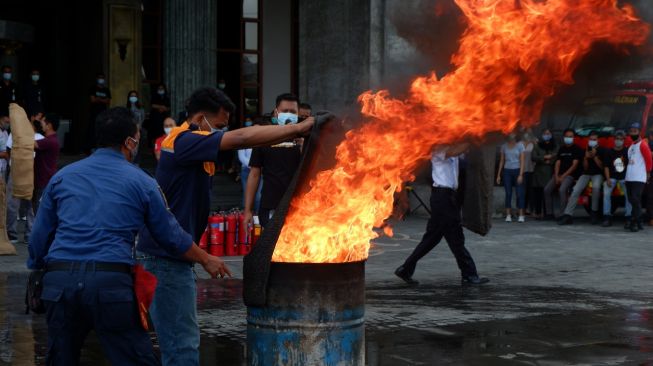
[630,223,639,232]
[395,266,419,285]
[637,222,644,230]
[462,275,490,285]
[601,216,612,227]
[557,215,573,225]
[624,217,632,229]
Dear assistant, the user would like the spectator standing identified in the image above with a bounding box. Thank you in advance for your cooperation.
[299,103,312,120]
[558,131,604,225]
[23,68,44,117]
[521,129,536,215]
[624,123,652,232]
[126,90,145,128]
[28,107,229,365]
[237,121,261,211]
[137,87,314,365]
[544,129,582,218]
[86,73,111,153]
[496,133,526,222]
[395,144,489,286]
[646,129,653,226]
[244,93,303,228]
[33,114,60,214]
[531,129,558,219]
[600,131,630,227]
[149,83,171,143]
[0,65,19,118]
[153,117,176,161]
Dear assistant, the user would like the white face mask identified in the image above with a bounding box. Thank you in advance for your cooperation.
[129,96,138,104]
[97,78,105,85]
[31,74,40,82]
[164,127,173,135]
[277,112,298,126]
[3,73,12,81]
[203,116,220,133]
[157,89,165,96]
[614,139,624,148]
[588,140,598,148]
[563,137,574,145]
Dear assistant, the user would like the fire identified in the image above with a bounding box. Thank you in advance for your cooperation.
[272,0,649,263]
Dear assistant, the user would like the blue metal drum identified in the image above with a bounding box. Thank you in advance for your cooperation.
[247,261,365,365]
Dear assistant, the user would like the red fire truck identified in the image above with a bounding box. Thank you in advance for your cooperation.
[568,81,653,213]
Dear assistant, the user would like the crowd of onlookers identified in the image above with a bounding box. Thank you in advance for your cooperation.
[496,125,653,232]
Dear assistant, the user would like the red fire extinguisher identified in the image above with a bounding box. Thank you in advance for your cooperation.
[225,212,238,256]
[251,215,261,247]
[238,211,250,255]
[198,227,208,251]
[208,213,225,256]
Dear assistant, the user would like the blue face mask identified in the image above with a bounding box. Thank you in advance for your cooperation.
[244,121,253,127]
[563,137,574,145]
[277,112,298,126]
[129,96,138,104]
[542,134,552,142]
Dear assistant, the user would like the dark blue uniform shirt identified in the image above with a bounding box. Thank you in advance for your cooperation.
[137,126,222,261]
[27,148,193,269]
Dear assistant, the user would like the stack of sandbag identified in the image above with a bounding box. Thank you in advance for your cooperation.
[9,103,34,200]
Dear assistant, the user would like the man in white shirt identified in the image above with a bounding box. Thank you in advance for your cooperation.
[395,143,489,285]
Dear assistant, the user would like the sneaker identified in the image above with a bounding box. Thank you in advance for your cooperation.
[518,215,525,223]
[557,215,573,225]
[505,215,512,223]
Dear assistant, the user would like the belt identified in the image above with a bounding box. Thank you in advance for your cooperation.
[46,261,133,274]
[432,186,456,192]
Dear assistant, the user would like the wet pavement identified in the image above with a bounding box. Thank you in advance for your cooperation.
[0,153,651,365]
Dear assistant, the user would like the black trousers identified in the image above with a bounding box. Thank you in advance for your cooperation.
[402,188,478,278]
[626,181,645,223]
[531,187,545,215]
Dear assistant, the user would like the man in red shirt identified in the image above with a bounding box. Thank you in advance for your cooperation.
[33,114,59,214]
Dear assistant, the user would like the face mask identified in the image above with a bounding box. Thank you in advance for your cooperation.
[563,137,574,145]
[129,96,138,104]
[614,139,624,148]
[164,127,173,135]
[157,89,165,96]
[244,121,253,127]
[542,134,552,142]
[523,134,530,141]
[277,112,298,126]
[588,140,598,148]
[3,73,11,81]
[125,137,139,161]
[630,134,640,141]
[97,78,105,85]
[203,116,220,133]
[218,83,226,89]
[31,74,40,82]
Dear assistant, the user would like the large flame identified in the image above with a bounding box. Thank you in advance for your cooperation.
[272,0,650,263]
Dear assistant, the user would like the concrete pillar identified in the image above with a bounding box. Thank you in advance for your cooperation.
[163,0,217,118]
[298,0,379,111]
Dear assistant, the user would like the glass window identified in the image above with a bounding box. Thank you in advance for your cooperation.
[243,0,258,18]
[244,87,259,117]
[244,22,258,51]
[243,54,258,83]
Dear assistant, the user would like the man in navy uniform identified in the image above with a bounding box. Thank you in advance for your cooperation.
[395,143,490,286]
[28,107,230,365]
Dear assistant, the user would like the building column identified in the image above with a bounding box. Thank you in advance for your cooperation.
[163,0,217,119]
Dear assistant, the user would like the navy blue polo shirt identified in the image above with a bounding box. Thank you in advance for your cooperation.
[137,125,223,261]
[27,148,193,269]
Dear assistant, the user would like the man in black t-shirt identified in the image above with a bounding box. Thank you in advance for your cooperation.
[85,73,111,153]
[544,128,583,218]
[23,68,44,117]
[559,131,604,225]
[600,130,630,226]
[0,65,20,117]
[244,93,303,228]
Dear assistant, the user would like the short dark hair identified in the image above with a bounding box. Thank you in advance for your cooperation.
[299,102,312,110]
[95,107,137,148]
[275,93,299,107]
[186,87,236,116]
[44,113,60,131]
[563,128,575,136]
[2,65,11,71]
[96,72,105,77]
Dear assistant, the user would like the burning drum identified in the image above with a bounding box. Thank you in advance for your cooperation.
[247,261,365,365]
